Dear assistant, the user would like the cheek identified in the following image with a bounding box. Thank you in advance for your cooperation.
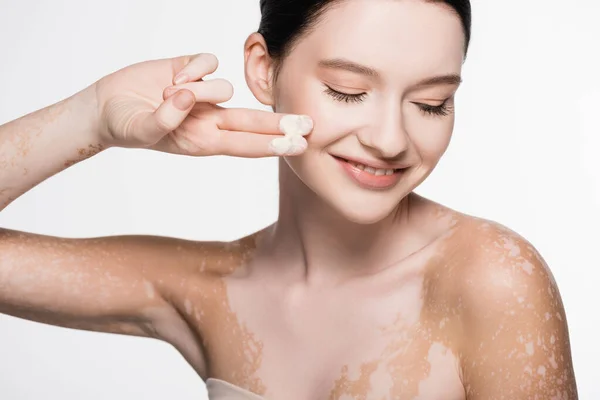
[407,115,455,162]
[274,71,322,115]
[275,80,354,147]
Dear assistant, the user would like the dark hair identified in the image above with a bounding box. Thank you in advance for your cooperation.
[258,0,471,79]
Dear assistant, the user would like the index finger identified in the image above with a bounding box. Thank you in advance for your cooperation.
[217,108,314,136]
[172,53,219,85]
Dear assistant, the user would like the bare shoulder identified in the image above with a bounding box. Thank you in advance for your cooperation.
[147,231,262,278]
[147,229,265,302]
[438,216,578,399]
[449,217,562,315]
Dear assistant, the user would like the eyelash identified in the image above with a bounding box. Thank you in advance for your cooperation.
[323,86,454,117]
[324,86,367,104]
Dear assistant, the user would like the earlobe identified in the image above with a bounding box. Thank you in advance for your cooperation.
[244,32,276,106]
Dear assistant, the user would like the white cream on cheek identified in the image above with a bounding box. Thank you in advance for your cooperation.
[280,114,313,136]
[269,115,313,155]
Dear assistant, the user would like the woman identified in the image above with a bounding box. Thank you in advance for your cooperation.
[0,0,578,398]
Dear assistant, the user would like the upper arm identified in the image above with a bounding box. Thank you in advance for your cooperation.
[0,228,205,338]
[459,229,578,399]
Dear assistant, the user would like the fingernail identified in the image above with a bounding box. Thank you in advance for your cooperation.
[164,86,177,97]
[173,73,189,85]
[279,114,314,136]
[173,90,195,110]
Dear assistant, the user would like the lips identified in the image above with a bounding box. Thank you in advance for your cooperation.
[343,159,398,176]
[332,155,407,190]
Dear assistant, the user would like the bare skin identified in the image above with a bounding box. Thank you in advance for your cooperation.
[0,0,577,399]
[166,196,576,400]
[0,196,576,399]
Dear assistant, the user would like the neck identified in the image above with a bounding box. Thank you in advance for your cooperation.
[265,159,421,285]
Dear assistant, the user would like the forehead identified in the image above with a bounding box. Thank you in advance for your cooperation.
[292,0,465,79]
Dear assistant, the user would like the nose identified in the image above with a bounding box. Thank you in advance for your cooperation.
[357,103,410,159]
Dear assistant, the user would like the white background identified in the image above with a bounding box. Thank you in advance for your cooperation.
[0,0,598,398]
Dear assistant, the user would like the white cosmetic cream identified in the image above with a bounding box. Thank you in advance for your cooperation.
[269,115,313,155]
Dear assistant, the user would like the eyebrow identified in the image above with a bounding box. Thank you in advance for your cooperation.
[317,58,462,88]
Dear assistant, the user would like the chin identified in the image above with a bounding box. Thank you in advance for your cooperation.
[285,154,412,225]
[323,192,404,225]
[335,206,399,225]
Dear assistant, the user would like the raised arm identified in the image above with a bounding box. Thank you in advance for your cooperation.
[0,53,310,342]
[0,86,102,210]
[0,72,188,338]
[0,52,311,211]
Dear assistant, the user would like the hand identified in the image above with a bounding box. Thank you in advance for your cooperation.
[93,53,313,157]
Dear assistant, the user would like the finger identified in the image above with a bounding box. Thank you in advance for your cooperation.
[173,53,219,85]
[214,130,308,158]
[137,89,196,143]
[163,79,234,104]
[218,108,314,136]
[268,135,308,156]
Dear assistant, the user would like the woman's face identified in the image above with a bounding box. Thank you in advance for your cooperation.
[256,0,465,224]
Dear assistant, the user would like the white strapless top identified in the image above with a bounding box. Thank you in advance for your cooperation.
[206,378,266,400]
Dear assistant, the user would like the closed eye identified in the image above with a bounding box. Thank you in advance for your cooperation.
[324,84,455,117]
[323,85,366,104]
[412,99,454,117]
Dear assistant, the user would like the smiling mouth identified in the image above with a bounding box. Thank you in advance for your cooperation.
[332,156,404,176]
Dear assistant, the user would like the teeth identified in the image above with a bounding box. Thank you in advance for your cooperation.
[348,160,396,176]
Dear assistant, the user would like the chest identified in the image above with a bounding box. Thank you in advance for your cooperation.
[186,272,466,400]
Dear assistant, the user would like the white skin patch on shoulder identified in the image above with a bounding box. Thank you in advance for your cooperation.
[366,363,395,399]
[413,342,458,399]
[143,280,155,299]
[439,317,450,328]
[184,299,193,315]
[525,342,535,356]
[494,234,537,276]
[345,363,362,381]
[501,236,521,258]
[520,260,534,275]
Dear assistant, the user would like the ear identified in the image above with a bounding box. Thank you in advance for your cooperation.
[244,32,276,106]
